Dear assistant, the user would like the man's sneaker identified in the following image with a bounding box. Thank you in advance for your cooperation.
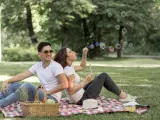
[119,94,137,102]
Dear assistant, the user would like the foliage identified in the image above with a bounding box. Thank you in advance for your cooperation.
[2,44,40,61]
[2,42,60,61]
[1,0,160,60]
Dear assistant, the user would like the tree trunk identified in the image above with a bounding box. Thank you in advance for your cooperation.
[97,28,101,57]
[82,18,90,41]
[25,3,38,44]
[61,26,68,47]
[82,18,93,58]
[117,26,124,58]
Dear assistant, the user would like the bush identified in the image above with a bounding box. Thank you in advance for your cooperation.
[2,44,40,61]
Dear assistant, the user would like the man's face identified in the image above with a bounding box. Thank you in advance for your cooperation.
[38,45,53,61]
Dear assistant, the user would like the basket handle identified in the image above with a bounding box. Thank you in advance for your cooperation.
[34,85,47,103]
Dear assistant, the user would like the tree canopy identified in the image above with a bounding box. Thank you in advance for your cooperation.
[1,0,160,59]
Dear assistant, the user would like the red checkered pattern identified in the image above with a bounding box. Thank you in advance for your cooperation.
[135,107,149,114]
[59,97,125,116]
[1,102,23,118]
[0,96,149,118]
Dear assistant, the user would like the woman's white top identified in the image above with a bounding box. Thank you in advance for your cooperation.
[64,65,85,103]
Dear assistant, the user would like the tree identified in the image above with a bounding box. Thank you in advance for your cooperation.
[1,0,38,44]
[85,0,157,57]
[41,0,96,47]
[1,0,159,59]
[25,2,38,43]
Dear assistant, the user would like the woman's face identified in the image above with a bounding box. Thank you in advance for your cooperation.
[66,48,77,62]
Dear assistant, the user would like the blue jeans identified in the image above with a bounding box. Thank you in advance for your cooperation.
[0,82,58,108]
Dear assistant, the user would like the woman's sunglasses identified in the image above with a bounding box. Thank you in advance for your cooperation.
[42,50,53,54]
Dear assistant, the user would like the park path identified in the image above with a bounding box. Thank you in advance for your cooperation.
[86,63,160,68]
[0,60,160,82]
[122,55,160,59]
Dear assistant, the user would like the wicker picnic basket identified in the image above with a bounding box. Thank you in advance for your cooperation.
[20,85,60,117]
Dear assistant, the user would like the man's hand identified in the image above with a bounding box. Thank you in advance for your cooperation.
[1,81,9,95]
[1,70,33,95]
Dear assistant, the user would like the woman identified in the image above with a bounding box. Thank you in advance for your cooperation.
[54,47,136,105]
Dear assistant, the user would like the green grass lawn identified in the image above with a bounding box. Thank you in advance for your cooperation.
[0,58,160,120]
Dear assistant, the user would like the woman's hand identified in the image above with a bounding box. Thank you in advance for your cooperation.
[1,81,9,94]
[85,74,94,83]
[82,47,89,57]
[81,74,94,87]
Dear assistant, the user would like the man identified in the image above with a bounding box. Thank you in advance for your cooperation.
[0,42,68,108]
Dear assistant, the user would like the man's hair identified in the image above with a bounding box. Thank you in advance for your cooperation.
[37,42,51,52]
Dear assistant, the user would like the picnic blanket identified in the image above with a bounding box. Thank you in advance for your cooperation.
[0,96,149,118]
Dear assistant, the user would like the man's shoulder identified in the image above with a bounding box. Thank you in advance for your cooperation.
[29,61,42,73]
[50,60,63,68]
[51,60,60,65]
[33,61,42,66]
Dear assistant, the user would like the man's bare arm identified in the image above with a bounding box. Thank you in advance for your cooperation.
[2,70,33,93]
[6,70,33,83]
[46,73,68,95]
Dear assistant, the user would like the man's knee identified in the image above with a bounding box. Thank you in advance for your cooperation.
[8,82,17,88]
[8,82,21,90]
[21,82,33,88]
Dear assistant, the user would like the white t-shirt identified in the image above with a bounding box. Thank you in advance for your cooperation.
[29,60,64,102]
[64,65,85,103]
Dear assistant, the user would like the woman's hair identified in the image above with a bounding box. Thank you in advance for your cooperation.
[54,47,68,68]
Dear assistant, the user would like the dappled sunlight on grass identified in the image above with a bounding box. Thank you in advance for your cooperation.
[117,84,152,87]
[0,59,160,119]
[107,72,121,75]
[75,58,160,68]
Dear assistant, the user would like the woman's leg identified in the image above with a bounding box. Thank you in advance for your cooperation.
[77,72,121,105]
[99,73,129,99]
[99,73,121,95]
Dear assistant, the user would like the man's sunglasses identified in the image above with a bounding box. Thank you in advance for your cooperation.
[42,50,53,54]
